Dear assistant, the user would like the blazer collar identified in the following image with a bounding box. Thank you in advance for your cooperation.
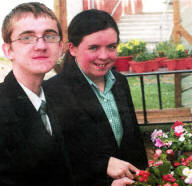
[3,71,40,120]
[62,60,119,147]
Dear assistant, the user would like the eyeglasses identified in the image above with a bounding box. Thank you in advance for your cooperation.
[11,35,61,44]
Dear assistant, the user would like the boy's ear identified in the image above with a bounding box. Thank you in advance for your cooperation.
[68,42,77,57]
[2,43,13,60]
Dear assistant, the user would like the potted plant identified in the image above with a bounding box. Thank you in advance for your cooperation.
[129,51,158,73]
[154,41,174,68]
[165,43,188,70]
[115,42,132,72]
[115,40,147,72]
[185,49,192,69]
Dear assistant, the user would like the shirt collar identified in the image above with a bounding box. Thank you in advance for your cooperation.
[75,60,116,93]
[18,82,46,111]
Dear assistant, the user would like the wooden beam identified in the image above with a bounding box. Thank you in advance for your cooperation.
[54,0,60,20]
[179,24,192,45]
[59,0,68,52]
[172,0,181,43]
[54,0,67,73]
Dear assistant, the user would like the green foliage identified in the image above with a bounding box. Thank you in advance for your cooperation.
[117,39,146,56]
[165,43,188,59]
[154,41,174,57]
[133,51,156,62]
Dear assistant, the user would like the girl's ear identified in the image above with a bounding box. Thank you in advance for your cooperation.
[68,42,77,57]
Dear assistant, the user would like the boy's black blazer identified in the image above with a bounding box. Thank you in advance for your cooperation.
[0,71,74,186]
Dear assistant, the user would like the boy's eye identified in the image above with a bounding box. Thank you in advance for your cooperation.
[20,35,35,41]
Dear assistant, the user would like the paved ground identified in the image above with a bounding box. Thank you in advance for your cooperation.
[0,60,57,83]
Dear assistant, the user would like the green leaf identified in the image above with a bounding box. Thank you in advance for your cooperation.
[174,165,188,176]
[158,161,172,175]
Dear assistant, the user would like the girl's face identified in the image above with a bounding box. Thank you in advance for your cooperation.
[69,28,118,82]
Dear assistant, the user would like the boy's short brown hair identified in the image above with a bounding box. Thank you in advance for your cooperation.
[2,2,62,43]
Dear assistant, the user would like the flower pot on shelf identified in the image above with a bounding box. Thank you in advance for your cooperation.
[185,57,192,69]
[175,58,187,70]
[166,59,177,71]
[157,57,167,68]
[129,61,146,73]
[145,59,159,72]
[115,56,132,72]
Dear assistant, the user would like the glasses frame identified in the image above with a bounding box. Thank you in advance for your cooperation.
[11,35,61,44]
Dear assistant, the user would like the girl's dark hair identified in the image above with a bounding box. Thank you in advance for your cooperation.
[68,9,119,46]
[64,9,119,64]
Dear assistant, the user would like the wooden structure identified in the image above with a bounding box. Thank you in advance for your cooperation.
[54,0,67,73]
[136,107,192,124]
[172,0,192,107]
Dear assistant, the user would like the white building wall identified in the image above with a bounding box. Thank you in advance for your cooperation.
[66,0,83,25]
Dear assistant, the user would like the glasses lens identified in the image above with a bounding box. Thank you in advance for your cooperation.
[20,35,36,44]
[44,35,60,43]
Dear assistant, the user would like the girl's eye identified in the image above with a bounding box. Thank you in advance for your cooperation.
[108,45,117,50]
[89,45,98,51]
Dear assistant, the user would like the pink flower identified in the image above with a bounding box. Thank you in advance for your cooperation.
[166,149,174,155]
[153,149,162,159]
[151,129,164,142]
[167,141,172,147]
[155,138,165,148]
[174,125,184,133]
[154,160,163,166]
[163,183,172,186]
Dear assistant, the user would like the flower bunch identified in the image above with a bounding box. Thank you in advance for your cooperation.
[117,39,146,56]
[132,121,192,186]
[165,43,188,59]
[151,121,192,152]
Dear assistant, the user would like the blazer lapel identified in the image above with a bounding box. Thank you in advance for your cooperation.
[63,61,118,147]
[3,72,52,137]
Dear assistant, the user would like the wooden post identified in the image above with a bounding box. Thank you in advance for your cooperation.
[172,0,180,44]
[172,0,181,107]
[54,0,67,73]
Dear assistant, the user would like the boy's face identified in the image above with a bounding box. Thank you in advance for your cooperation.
[3,14,63,77]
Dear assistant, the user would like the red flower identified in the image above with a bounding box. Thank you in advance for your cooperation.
[185,154,192,165]
[174,131,183,137]
[173,183,178,186]
[136,170,150,183]
[172,121,184,129]
[148,160,154,167]
[173,161,180,167]
[162,174,176,182]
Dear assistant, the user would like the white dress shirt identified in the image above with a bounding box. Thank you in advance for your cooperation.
[19,82,52,135]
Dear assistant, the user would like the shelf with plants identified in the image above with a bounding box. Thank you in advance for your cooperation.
[129,51,158,73]
[115,39,146,72]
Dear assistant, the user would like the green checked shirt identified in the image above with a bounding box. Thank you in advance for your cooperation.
[77,64,123,147]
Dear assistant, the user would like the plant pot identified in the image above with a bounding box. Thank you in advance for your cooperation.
[145,59,159,72]
[166,59,177,71]
[129,61,146,73]
[157,57,167,68]
[185,57,192,69]
[115,56,132,72]
[175,58,187,70]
